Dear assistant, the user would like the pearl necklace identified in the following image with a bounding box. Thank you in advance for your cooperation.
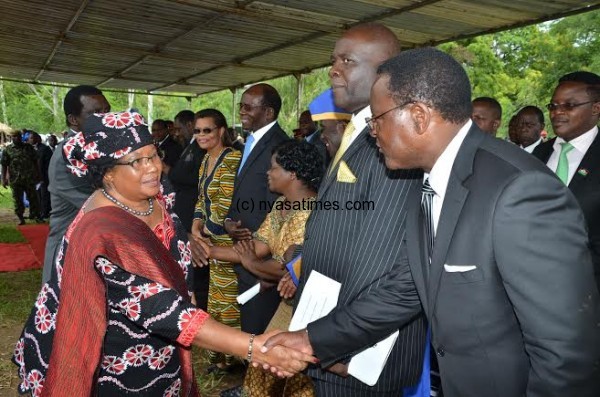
[101,189,154,216]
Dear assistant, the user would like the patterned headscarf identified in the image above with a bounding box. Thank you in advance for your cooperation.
[63,111,153,177]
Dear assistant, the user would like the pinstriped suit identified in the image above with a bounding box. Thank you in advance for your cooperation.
[300,119,426,396]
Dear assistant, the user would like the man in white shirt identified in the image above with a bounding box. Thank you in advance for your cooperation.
[515,106,544,153]
[533,71,600,290]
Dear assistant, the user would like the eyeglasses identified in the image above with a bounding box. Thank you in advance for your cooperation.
[115,152,160,171]
[193,127,218,135]
[365,101,416,130]
[546,101,593,112]
[238,102,266,112]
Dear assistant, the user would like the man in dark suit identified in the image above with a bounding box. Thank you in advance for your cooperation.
[28,132,53,219]
[268,48,600,397]
[298,110,329,166]
[42,85,110,284]
[533,71,600,290]
[265,24,427,396]
[164,109,208,308]
[152,119,183,167]
[224,83,289,334]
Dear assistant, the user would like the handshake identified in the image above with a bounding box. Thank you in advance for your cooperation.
[249,328,349,378]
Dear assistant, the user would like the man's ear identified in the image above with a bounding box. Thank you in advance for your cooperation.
[410,103,432,135]
[492,119,501,131]
[592,101,600,116]
[266,107,275,121]
[67,114,78,129]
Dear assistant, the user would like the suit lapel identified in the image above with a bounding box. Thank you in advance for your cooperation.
[568,133,600,194]
[407,196,430,316]
[533,137,555,163]
[318,127,369,199]
[236,124,278,184]
[428,128,482,311]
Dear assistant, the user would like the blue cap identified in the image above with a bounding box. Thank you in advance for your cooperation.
[308,89,352,122]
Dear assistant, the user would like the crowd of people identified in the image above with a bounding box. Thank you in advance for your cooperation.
[3,21,599,397]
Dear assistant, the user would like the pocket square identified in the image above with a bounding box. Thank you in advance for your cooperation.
[337,160,357,183]
[444,264,477,273]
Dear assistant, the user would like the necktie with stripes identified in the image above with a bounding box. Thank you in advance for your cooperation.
[421,178,435,262]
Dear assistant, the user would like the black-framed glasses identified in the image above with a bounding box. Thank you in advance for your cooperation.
[115,152,160,171]
[238,102,266,112]
[193,127,218,135]
[365,101,416,130]
[546,101,593,112]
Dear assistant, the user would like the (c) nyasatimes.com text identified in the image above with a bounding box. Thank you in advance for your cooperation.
[233,198,375,213]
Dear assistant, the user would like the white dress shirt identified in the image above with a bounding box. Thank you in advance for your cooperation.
[546,126,598,185]
[246,120,276,153]
[522,138,542,153]
[424,120,472,234]
[347,106,371,147]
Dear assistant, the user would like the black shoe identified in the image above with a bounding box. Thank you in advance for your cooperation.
[220,385,243,397]
[18,216,26,225]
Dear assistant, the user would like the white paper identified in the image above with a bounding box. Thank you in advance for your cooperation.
[236,283,260,305]
[348,331,399,386]
[288,270,341,331]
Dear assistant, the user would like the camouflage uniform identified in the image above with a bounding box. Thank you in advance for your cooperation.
[0,141,41,221]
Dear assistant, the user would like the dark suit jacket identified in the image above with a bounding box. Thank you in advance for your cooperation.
[533,133,600,290]
[168,141,205,232]
[43,137,95,283]
[302,125,426,394]
[158,135,183,168]
[227,122,289,333]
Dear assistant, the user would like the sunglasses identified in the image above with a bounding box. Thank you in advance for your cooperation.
[193,127,218,135]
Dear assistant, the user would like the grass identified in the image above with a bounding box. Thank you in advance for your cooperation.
[0,187,13,209]
[0,225,26,243]
[0,270,40,325]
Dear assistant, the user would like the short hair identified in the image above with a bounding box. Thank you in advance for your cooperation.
[473,97,502,120]
[377,47,472,124]
[152,119,168,129]
[256,84,282,119]
[273,141,324,192]
[195,108,233,147]
[559,71,600,102]
[63,85,103,127]
[174,110,195,126]
[519,106,544,125]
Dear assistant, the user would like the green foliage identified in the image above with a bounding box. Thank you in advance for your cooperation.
[0,269,40,323]
[0,225,26,243]
[0,10,598,139]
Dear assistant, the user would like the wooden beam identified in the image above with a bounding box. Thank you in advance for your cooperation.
[34,0,91,81]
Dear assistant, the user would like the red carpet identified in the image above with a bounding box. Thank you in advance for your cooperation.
[0,224,48,272]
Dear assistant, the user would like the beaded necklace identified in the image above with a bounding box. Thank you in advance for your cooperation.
[101,188,154,217]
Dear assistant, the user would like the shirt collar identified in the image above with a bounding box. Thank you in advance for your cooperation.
[553,125,598,154]
[251,120,277,144]
[351,106,371,133]
[158,135,169,145]
[522,137,542,153]
[425,119,472,199]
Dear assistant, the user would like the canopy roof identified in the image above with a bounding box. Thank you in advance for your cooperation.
[0,0,597,96]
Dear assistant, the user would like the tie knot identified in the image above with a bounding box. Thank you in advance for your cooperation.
[422,178,435,195]
[560,141,574,154]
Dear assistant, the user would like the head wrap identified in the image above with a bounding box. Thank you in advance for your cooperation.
[308,89,352,122]
[63,111,152,177]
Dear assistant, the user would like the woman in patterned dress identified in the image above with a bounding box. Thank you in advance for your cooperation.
[206,141,324,397]
[13,112,314,397]
[190,109,242,370]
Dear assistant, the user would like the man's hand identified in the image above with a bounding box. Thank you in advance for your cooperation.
[224,219,252,241]
[252,330,317,377]
[262,328,314,356]
[233,239,259,270]
[277,273,297,299]
[327,363,349,377]
[188,233,210,267]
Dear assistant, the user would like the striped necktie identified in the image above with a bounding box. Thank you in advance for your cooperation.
[421,178,436,263]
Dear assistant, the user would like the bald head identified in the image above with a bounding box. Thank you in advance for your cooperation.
[330,23,400,112]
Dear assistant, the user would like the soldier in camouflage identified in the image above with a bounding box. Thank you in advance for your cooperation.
[1,130,42,224]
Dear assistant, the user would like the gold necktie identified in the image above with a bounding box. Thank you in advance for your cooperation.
[328,121,355,175]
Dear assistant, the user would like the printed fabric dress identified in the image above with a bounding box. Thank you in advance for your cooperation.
[13,191,208,397]
[193,147,241,366]
[243,196,316,397]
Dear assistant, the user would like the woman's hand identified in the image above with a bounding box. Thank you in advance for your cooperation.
[233,240,260,271]
[252,330,317,377]
[224,219,252,241]
[277,272,297,299]
[189,234,212,267]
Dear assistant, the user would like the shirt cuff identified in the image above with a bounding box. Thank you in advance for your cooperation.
[176,309,210,347]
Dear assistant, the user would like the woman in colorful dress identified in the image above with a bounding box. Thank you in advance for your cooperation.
[206,140,324,397]
[190,109,242,371]
[13,112,314,397]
